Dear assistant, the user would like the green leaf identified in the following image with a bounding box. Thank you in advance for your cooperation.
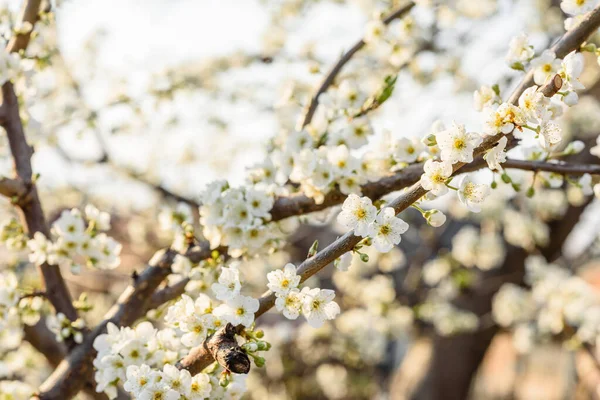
[492,84,500,97]
[510,62,525,71]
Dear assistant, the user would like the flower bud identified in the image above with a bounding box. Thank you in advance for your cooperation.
[421,134,437,147]
[563,91,578,106]
[253,356,266,368]
[526,187,535,198]
[425,210,446,227]
[243,342,258,352]
[219,372,231,387]
[564,140,585,155]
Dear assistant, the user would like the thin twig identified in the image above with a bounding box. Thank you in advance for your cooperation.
[299,2,415,128]
[503,159,600,175]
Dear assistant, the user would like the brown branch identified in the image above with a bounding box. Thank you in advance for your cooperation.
[503,159,600,175]
[18,290,47,301]
[23,320,66,368]
[299,2,415,128]
[0,176,26,199]
[147,276,189,310]
[5,0,42,54]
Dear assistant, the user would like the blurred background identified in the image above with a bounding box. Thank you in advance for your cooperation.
[3,0,600,399]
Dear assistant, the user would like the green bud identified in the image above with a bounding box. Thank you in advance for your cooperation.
[256,341,269,351]
[243,342,258,352]
[581,42,598,53]
[512,183,521,192]
[422,134,437,147]
[501,173,512,184]
[492,84,500,97]
[526,187,535,198]
[219,372,231,387]
[376,75,398,105]
[307,240,319,258]
[253,356,266,368]
[491,181,498,189]
[359,253,369,263]
[254,329,264,339]
[510,62,525,71]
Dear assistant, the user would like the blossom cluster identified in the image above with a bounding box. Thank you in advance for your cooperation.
[337,194,409,253]
[46,312,86,344]
[0,269,46,353]
[27,205,121,273]
[492,256,600,353]
[451,226,505,271]
[419,122,491,212]
[93,321,216,399]
[93,283,260,400]
[363,13,422,68]
[267,263,341,327]
[418,300,479,336]
[196,182,281,257]
[0,50,21,86]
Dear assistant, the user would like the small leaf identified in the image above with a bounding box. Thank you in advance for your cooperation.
[510,62,525,71]
[307,240,319,258]
[492,84,500,97]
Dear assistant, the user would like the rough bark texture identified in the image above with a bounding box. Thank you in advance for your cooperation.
[177,324,250,375]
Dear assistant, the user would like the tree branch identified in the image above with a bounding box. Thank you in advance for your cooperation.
[5,0,42,54]
[503,159,600,175]
[0,0,79,324]
[299,1,415,128]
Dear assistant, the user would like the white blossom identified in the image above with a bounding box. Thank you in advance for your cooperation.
[337,194,377,237]
[505,33,534,67]
[393,137,425,163]
[420,160,453,196]
[267,263,301,295]
[457,175,490,213]
[211,263,242,301]
[301,288,341,328]
[275,289,304,320]
[561,0,599,16]
[483,136,508,171]
[214,295,259,327]
[530,50,561,86]
[473,85,500,111]
[483,103,526,135]
[367,207,409,253]
[435,122,482,164]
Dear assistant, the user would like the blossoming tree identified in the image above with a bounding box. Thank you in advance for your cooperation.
[3,0,600,399]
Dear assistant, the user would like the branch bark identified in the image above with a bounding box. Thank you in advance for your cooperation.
[503,159,600,175]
